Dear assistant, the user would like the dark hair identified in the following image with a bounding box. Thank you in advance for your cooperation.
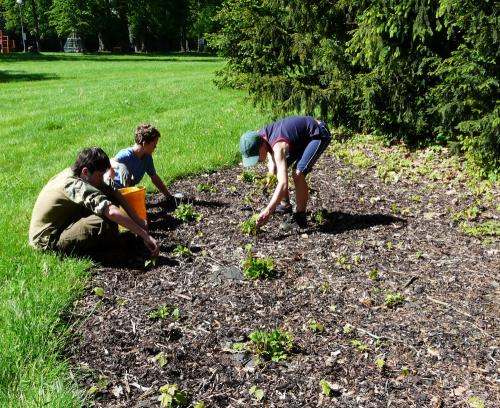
[135,123,160,145]
[71,147,111,176]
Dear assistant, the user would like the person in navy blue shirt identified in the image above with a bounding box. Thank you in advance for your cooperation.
[240,116,331,228]
[112,123,172,200]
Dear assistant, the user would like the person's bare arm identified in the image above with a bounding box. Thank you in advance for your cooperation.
[150,174,172,198]
[258,142,288,225]
[111,189,148,231]
[103,204,159,256]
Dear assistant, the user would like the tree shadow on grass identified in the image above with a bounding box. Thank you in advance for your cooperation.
[0,70,59,83]
[0,52,220,64]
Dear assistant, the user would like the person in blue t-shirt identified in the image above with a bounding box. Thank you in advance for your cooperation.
[239,116,331,229]
[112,123,172,200]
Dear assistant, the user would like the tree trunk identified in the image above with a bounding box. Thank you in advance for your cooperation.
[29,0,41,52]
[98,32,105,52]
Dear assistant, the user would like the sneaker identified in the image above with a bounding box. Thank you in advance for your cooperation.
[279,212,308,231]
[275,202,293,215]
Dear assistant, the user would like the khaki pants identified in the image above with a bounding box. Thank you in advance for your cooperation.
[56,214,118,253]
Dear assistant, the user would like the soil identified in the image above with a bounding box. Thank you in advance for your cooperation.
[70,149,499,408]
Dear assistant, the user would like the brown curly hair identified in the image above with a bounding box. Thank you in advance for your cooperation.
[135,123,160,145]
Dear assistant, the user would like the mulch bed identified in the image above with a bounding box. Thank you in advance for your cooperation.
[70,150,499,408]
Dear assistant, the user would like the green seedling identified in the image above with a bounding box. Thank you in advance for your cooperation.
[248,329,293,362]
[157,384,188,408]
[242,252,275,280]
[351,339,368,353]
[153,352,168,368]
[196,182,217,193]
[256,173,278,192]
[173,244,192,257]
[243,190,255,204]
[87,376,109,396]
[400,366,410,376]
[149,305,172,320]
[93,287,105,297]
[411,194,422,203]
[145,257,158,268]
[335,253,351,270]
[343,323,354,334]
[239,214,259,236]
[368,269,379,280]
[174,204,202,222]
[149,304,180,321]
[374,357,385,370]
[307,320,325,333]
[194,402,204,408]
[452,204,481,222]
[386,241,393,250]
[466,396,485,408]
[228,185,237,194]
[239,169,259,183]
[319,281,329,294]
[384,292,405,308]
[319,379,334,397]
[314,208,330,224]
[249,385,264,401]
[231,342,246,352]
[171,307,181,320]
[460,220,500,237]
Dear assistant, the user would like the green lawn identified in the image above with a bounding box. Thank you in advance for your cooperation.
[0,52,270,407]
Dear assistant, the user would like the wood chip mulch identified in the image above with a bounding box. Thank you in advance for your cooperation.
[70,149,499,408]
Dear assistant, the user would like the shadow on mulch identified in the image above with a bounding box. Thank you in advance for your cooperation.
[318,211,405,234]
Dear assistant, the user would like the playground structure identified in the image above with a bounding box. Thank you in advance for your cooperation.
[63,32,83,53]
[0,31,16,54]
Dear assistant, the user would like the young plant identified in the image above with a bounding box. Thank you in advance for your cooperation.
[256,173,277,193]
[149,305,172,320]
[249,385,264,401]
[314,208,331,224]
[196,182,217,193]
[335,253,351,270]
[174,203,202,222]
[319,379,334,397]
[144,256,158,269]
[153,352,168,368]
[238,169,259,183]
[93,287,105,297]
[149,304,180,321]
[157,384,188,408]
[351,339,368,353]
[239,214,259,236]
[374,357,385,370]
[248,329,293,362]
[384,292,405,308]
[307,319,325,333]
[343,323,354,334]
[172,243,192,257]
[368,269,379,280]
[242,252,275,280]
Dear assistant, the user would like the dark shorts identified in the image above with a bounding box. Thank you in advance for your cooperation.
[287,122,331,174]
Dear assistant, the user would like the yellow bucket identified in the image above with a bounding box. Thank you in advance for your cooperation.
[119,186,147,223]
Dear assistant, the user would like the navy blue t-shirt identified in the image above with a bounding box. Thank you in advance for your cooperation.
[259,116,322,156]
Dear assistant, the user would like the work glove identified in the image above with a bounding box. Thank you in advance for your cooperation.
[114,162,132,187]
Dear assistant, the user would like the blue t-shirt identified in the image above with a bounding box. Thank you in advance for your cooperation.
[259,116,322,156]
[114,147,156,187]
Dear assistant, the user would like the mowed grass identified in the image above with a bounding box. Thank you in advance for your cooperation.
[0,53,270,407]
